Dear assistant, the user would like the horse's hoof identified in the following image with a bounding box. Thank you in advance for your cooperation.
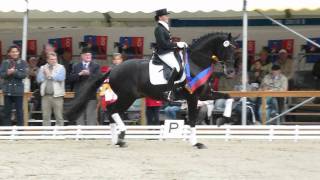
[193,143,207,149]
[116,141,128,148]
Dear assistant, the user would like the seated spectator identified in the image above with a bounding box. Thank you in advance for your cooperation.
[249,60,267,85]
[216,71,258,125]
[253,48,272,74]
[196,100,214,125]
[145,97,163,125]
[37,52,66,126]
[259,65,288,123]
[312,59,320,103]
[275,49,294,80]
[163,101,184,119]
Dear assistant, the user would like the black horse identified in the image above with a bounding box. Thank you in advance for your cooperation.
[66,32,236,149]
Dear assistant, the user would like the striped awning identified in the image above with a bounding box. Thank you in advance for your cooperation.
[1,0,319,13]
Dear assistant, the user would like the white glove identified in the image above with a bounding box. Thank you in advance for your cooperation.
[177,42,188,48]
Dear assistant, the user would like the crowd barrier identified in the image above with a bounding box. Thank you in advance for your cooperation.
[0,91,320,126]
[0,125,320,141]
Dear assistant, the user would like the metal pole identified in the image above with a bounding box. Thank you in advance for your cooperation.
[241,0,248,125]
[266,97,316,124]
[256,10,320,48]
[21,0,29,61]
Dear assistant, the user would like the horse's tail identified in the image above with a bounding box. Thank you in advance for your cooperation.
[64,71,111,124]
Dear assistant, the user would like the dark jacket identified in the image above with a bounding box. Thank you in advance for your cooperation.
[154,23,177,55]
[0,59,27,96]
[69,61,100,100]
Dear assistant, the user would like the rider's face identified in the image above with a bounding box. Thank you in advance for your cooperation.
[159,15,169,23]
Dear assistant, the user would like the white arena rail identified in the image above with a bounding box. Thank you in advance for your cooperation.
[0,125,320,141]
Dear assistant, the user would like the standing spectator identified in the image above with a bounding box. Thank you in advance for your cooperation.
[110,52,123,69]
[37,52,66,126]
[98,53,123,124]
[275,49,294,80]
[38,44,56,67]
[59,50,73,91]
[0,45,27,126]
[69,48,100,125]
[145,97,163,125]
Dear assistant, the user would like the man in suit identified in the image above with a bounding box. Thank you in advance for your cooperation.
[154,8,188,100]
[69,48,100,125]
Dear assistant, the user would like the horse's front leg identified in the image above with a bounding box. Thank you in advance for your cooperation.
[187,95,207,149]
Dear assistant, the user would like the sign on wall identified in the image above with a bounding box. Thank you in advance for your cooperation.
[83,35,107,60]
[304,38,320,63]
[119,37,144,59]
[267,39,294,63]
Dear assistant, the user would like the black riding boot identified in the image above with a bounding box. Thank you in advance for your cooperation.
[163,68,178,101]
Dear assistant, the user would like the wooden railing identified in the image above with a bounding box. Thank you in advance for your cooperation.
[224,91,320,124]
[1,91,320,126]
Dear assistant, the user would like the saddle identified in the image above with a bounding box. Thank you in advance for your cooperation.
[151,52,184,81]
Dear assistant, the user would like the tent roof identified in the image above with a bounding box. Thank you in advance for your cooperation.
[1,0,320,13]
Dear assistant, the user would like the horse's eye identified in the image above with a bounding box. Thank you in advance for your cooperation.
[223,40,230,47]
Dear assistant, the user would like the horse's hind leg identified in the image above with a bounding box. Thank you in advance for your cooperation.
[107,97,135,147]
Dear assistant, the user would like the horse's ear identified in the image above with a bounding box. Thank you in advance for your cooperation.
[232,34,240,41]
[228,33,232,40]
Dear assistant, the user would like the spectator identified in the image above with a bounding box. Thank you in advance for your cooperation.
[249,60,267,85]
[58,50,73,91]
[196,100,214,125]
[163,101,184,119]
[145,97,163,125]
[38,44,55,67]
[37,52,66,126]
[260,65,288,123]
[253,48,272,74]
[110,53,123,69]
[0,45,27,126]
[261,64,288,91]
[98,53,123,124]
[313,59,320,104]
[69,48,100,125]
[275,49,294,80]
[27,56,39,92]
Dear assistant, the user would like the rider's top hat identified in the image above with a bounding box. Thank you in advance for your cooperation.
[155,8,170,17]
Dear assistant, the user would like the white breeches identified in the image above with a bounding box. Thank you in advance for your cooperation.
[158,52,181,72]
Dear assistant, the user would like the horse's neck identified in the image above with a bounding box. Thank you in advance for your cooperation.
[189,58,206,77]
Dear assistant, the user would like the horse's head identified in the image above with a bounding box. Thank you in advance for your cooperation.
[190,32,237,76]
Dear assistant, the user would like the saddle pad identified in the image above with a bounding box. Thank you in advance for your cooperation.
[149,61,186,85]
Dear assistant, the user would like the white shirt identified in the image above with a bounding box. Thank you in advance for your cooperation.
[83,62,89,69]
[158,20,169,31]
